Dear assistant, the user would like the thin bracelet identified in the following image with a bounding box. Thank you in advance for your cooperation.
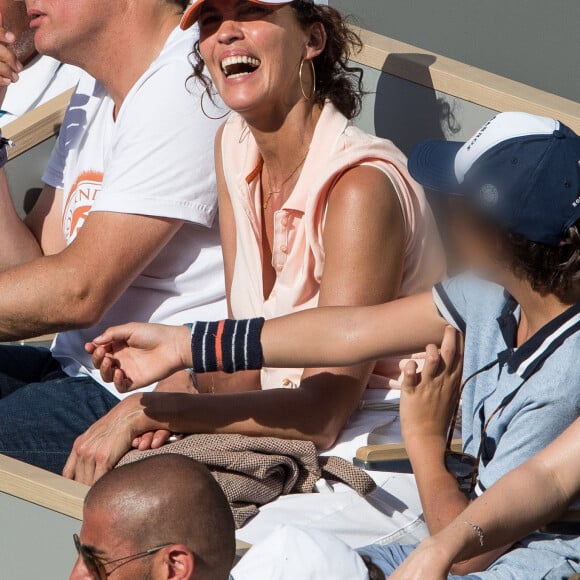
[183,324,199,389]
[464,521,485,548]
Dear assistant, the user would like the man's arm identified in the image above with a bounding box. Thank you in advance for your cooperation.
[0,172,51,269]
[24,184,68,255]
[390,417,580,580]
[0,18,67,268]
[0,209,182,341]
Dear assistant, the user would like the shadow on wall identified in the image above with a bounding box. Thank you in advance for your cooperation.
[373,54,460,156]
[372,54,462,256]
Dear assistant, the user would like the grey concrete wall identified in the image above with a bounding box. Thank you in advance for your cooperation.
[6,137,56,218]
[354,64,497,255]
[355,64,496,152]
[331,0,580,103]
[0,492,80,579]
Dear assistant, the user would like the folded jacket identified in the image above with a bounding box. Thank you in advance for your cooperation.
[117,433,376,528]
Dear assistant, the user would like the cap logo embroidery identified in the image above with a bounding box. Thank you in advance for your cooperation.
[573,196,580,209]
[480,184,499,207]
[466,117,496,151]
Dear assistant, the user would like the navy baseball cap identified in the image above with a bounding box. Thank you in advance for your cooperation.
[408,112,580,246]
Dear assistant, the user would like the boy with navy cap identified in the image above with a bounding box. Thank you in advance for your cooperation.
[87,112,580,578]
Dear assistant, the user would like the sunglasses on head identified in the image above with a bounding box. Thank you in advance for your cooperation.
[73,534,173,579]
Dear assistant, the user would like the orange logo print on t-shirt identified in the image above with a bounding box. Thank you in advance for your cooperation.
[62,170,104,242]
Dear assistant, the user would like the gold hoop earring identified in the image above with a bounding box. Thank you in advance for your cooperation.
[299,58,316,101]
[200,90,230,120]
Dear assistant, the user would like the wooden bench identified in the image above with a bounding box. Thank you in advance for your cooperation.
[1,28,579,575]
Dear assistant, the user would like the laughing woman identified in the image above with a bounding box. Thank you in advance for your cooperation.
[66,0,444,482]
[191,0,444,399]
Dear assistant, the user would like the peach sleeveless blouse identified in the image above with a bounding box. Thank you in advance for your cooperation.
[222,103,445,390]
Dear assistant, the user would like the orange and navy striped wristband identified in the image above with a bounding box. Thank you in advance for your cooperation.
[189,318,265,374]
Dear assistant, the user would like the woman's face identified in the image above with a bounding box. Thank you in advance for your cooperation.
[198,0,323,117]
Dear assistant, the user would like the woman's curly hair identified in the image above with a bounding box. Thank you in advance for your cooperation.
[503,219,580,300]
[190,0,365,120]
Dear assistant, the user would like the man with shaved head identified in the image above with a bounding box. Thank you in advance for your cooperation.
[70,455,236,580]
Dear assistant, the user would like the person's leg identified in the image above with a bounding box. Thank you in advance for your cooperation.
[357,544,483,578]
[0,345,66,397]
[0,375,119,474]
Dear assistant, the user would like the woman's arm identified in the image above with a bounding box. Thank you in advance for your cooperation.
[390,418,580,579]
[88,294,445,394]
[195,125,262,394]
[293,165,415,447]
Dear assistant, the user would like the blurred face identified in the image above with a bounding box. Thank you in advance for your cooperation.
[198,0,324,117]
[2,0,35,62]
[24,0,124,62]
[448,197,507,281]
[70,507,152,580]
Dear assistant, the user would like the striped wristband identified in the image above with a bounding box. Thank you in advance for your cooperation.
[190,318,265,374]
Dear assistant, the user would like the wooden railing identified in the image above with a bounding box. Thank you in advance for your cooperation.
[352,28,580,133]
[3,88,73,160]
[0,27,579,563]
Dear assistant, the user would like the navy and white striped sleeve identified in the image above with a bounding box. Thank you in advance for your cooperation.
[433,277,468,334]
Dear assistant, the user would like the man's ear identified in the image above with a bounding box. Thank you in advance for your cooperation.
[305,22,326,60]
[155,545,195,580]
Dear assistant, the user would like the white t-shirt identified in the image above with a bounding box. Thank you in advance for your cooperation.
[43,26,227,399]
[0,55,81,128]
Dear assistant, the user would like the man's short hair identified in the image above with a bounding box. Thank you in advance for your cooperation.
[85,455,236,579]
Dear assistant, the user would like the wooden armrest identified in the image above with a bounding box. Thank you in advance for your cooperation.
[356,439,463,463]
[3,88,74,160]
[567,574,580,580]
[0,453,87,519]
[354,28,580,133]
[0,454,251,552]
[19,334,56,344]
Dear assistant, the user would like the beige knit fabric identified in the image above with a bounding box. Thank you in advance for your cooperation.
[118,434,376,528]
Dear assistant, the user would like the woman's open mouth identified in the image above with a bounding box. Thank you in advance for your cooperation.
[221,56,261,80]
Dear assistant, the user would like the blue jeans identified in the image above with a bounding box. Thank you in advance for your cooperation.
[0,345,119,474]
[357,544,481,579]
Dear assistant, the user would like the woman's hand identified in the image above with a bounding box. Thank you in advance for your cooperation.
[389,538,452,580]
[131,371,198,450]
[86,323,192,393]
[400,326,464,451]
[63,394,148,485]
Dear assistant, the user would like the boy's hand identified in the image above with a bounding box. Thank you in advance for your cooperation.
[86,323,192,393]
[400,326,464,450]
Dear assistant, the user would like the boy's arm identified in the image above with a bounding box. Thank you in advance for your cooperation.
[397,328,511,575]
[261,293,445,368]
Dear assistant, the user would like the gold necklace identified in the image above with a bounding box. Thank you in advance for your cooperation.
[262,149,309,210]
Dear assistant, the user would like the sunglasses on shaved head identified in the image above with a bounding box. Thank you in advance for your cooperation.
[73,534,173,579]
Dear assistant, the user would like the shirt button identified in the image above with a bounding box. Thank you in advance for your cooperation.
[277,264,284,272]
[281,216,289,227]
[280,245,288,253]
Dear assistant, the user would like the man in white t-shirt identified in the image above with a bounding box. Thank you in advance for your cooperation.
[0,0,80,127]
[0,0,226,474]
